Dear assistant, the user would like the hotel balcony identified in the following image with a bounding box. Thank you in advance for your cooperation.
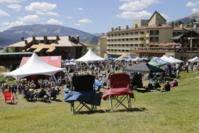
[108,35,142,39]
[107,40,145,45]
[146,33,159,38]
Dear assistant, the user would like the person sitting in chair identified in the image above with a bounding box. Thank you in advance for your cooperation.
[37,88,50,102]
[50,87,60,100]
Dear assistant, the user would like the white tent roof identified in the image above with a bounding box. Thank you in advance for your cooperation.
[130,56,142,62]
[161,55,183,64]
[188,56,199,63]
[169,56,183,63]
[76,49,104,62]
[115,54,142,62]
[4,53,65,79]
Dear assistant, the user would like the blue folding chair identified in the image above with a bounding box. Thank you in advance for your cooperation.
[64,75,101,114]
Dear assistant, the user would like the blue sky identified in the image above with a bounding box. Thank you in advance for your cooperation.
[0,0,198,33]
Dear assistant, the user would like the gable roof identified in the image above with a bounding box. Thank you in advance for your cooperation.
[148,11,167,23]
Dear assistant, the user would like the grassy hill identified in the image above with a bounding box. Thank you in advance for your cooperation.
[0,72,199,133]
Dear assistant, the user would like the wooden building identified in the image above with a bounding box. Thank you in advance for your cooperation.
[7,36,86,59]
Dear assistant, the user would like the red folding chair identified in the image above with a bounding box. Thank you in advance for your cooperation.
[3,90,15,104]
[102,73,134,111]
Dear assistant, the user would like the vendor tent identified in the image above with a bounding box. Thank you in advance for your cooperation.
[4,53,65,79]
[76,49,104,62]
[169,56,183,63]
[160,55,172,63]
[188,56,199,63]
[20,56,62,67]
[131,57,142,62]
[161,55,183,64]
[124,63,163,73]
[116,54,134,61]
[149,57,168,67]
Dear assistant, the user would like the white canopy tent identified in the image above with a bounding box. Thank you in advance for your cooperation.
[4,53,65,79]
[130,56,142,62]
[76,49,104,62]
[161,55,183,64]
[116,54,142,62]
[169,56,183,63]
[188,56,199,63]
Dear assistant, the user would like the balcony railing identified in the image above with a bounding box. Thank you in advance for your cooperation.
[131,47,199,53]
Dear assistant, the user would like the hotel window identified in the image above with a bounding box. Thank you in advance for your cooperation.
[150,30,159,35]
[150,37,159,42]
[140,31,144,34]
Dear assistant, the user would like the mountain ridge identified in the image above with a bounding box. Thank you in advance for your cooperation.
[0,24,99,47]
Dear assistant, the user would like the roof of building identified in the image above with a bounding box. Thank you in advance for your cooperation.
[172,29,199,40]
[9,41,27,47]
[8,36,85,51]
[107,25,172,34]
[0,52,32,56]
[148,11,167,23]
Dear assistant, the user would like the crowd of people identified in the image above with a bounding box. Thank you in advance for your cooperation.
[1,59,198,104]
[1,78,61,103]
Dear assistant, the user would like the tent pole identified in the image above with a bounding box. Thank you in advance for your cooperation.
[53,75,58,83]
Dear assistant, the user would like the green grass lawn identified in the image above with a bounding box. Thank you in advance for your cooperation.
[0,72,199,133]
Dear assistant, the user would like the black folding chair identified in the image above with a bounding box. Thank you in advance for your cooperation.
[65,75,101,114]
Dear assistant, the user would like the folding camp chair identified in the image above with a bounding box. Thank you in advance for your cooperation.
[3,90,15,104]
[102,73,134,111]
[64,75,101,114]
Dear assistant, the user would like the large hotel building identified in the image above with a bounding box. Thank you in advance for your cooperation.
[103,11,199,60]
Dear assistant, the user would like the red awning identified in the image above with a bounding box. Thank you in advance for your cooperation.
[20,56,62,68]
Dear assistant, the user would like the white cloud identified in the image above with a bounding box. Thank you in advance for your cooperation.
[25,2,59,17]
[0,9,9,17]
[186,1,195,7]
[77,8,84,11]
[117,10,151,19]
[75,18,93,26]
[26,2,57,12]
[117,0,163,20]
[47,18,63,25]
[47,12,59,17]
[78,18,92,24]
[36,11,59,17]
[1,20,24,31]
[119,0,158,11]
[186,0,199,14]
[20,15,40,23]
[0,0,22,4]
[186,1,199,7]
[7,4,22,11]
[192,8,199,14]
